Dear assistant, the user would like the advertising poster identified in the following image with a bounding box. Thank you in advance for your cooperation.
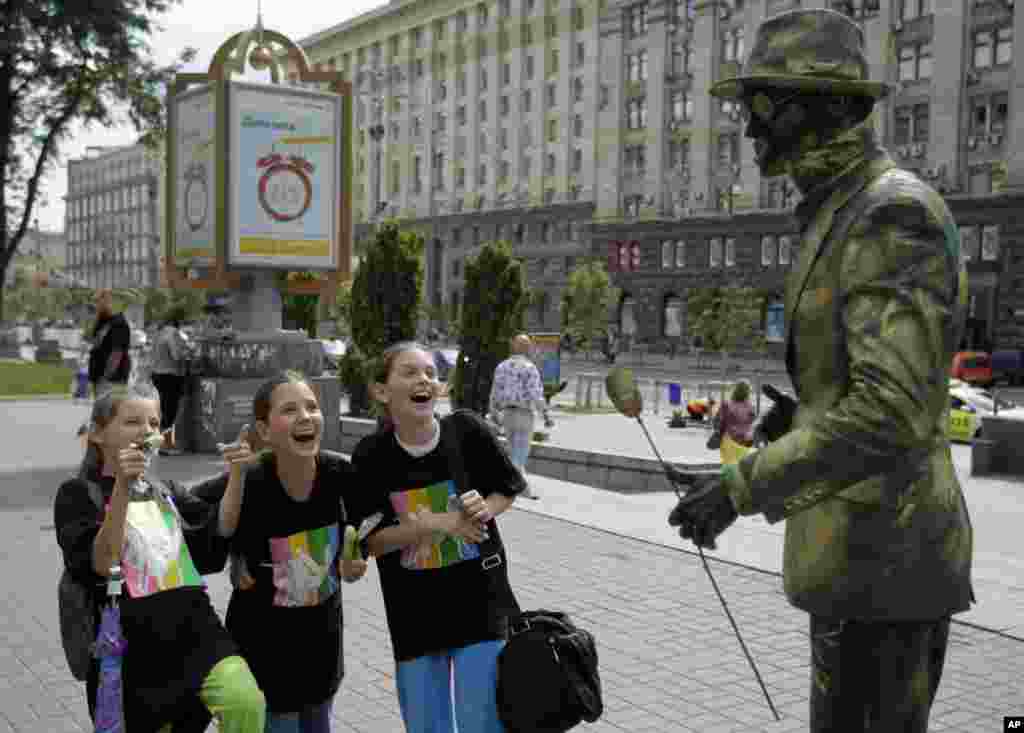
[172,85,217,264]
[229,82,340,269]
[529,332,562,389]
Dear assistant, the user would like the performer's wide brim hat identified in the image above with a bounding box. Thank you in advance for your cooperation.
[710,8,892,100]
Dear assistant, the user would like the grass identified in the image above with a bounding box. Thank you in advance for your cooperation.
[0,361,74,397]
[556,404,621,415]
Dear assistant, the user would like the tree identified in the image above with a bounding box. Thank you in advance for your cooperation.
[451,240,529,414]
[0,0,196,322]
[687,285,765,378]
[342,223,424,416]
[143,287,205,325]
[562,260,619,358]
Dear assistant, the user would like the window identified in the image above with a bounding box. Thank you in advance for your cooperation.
[412,115,423,138]
[627,2,648,37]
[526,0,535,12]
[438,81,448,101]
[626,51,649,82]
[894,106,912,145]
[668,139,689,170]
[550,48,559,73]
[574,5,585,29]
[457,105,467,126]
[480,68,489,90]
[975,27,1014,68]
[541,221,553,242]
[547,16,558,38]
[414,59,424,78]
[480,131,490,151]
[624,196,643,217]
[675,240,686,268]
[912,103,929,142]
[524,23,533,44]
[674,0,695,23]
[670,91,692,122]
[413,27,423,48]
[626,97,648,128]
[573,77,584,102]
[457,10,468,32]
[991,92,1009,133]
[671,43,694,75]
[523,123,533,146]
[526,55,535,79]
[624,144,646,170]
[901,0,931,20]
[548,118,558,141]
[778,235,792,265]
[414,155,423,191]
[502,62,511,85]
[573,114,584,137]
[436,111,448,131]
[546,82,557,107]
[898,43,932,81]
[433,152,446,190]
[717,133,738,165]
[522,155,532,175]
[664,296,683,337]
[572,147,583,173]
[721,28,745,62]
[523,89,532,112]
[661,240,674,268]
[575,42,585,67]
[456,167,466,187]
[435,21,446,40]
[545,153,556,175]
[982,224,1000,261]
[725,237,736,267]
[500,127,509,149]
[479,164,487,185]
[457,75,467,97]
[500,159,510,181]
[479,4,489,27]
[479,100,488,122]
[499,0,510,16]
[452,258,461,277]
[709,237,723,267]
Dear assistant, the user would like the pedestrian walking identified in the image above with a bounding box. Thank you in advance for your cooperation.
[716,381,755,465]
[87,289,132,398]
[150,306,188,456]
[351,341,526,733]
[667,10,974,732]
[488,333,553,499]
[53,382,266,733]
[190,372,368,733]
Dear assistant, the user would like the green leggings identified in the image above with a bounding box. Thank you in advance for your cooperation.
[158,656,266,733]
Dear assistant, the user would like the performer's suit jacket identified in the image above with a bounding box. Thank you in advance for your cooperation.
[723,148,975,620]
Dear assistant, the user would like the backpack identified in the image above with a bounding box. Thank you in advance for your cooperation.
[58,479,105,681]
[497,609,603,733]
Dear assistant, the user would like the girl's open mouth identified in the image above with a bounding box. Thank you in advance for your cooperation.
[411,394,432,404]
[292,430,318,444]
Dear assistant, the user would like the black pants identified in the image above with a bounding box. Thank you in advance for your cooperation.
[151,373,185,431]
[810,615,951,733]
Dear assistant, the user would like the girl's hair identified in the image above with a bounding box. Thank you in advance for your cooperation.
[371,341,430,433]
[252,370,312,424]
[730,381,751,403]
[78,382,161,484]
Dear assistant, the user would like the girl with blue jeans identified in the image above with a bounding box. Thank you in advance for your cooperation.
[352,342,526,733]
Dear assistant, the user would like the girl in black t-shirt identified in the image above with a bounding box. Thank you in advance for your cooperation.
[53,382,266,733]
[351,342,526,733]
[191,372,368,733]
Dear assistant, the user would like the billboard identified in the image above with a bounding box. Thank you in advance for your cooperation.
[228,81,342,270]
[171,84,217,265]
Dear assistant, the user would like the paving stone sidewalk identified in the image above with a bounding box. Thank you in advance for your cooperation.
[2,501,1022,733]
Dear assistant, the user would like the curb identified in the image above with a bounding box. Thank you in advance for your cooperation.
[0,393,72,402]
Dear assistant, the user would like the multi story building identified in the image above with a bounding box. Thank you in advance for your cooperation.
[300,0,1024,354]
[64,143,163,290]
[3,227,69,288]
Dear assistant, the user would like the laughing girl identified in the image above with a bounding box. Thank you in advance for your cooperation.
[191,372,367,733]
[351,342,526,733]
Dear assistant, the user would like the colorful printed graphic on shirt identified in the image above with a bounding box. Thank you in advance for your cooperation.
[389,479,481,571]
[121,499,202,598]
[269,524,340,607]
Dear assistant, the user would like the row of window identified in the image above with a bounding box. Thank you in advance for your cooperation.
[69,156,157,192]
[450,220,584,247]
[657,235,794,270]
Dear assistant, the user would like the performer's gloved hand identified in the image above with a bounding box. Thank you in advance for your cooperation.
[667,471,738,550]
[754,384,797,446]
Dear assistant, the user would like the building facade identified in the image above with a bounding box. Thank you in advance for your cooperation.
[64,143,163,290]
[4,228,69,288]
[299,0,1024,350]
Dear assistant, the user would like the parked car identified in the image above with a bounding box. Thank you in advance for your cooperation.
[433,348,460,382]
[947,379,1024,443]
[990,349,1024,386]
[950,351,992,387]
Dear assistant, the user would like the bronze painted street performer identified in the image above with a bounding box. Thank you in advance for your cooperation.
[667,9,975,731]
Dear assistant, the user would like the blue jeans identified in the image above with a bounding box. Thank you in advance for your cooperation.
[503,407,534,471]
[264,697,332,733]
[396,640,506,733]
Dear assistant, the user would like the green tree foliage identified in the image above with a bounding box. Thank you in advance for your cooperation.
[143,288,206,325]
[687,286,766,374]
[342,223,424,416]
[451,240,529,414]
[563,260,619,356]
[0,0,196,322]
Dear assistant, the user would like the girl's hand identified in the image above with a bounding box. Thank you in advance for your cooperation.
[218,425,256,473]
[449,512,486,544]
[460,491,492,526]
[339,557,368,583]
[115,445,148,485]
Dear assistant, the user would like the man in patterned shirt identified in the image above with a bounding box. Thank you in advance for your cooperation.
[488,334,553,499]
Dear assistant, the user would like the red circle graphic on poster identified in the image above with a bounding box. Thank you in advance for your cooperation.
[257,153,315,222]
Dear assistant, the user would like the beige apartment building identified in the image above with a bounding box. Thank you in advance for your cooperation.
[300,0,1024,352]
[64,143,163,290]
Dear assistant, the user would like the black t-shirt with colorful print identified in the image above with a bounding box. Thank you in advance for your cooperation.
[350,410,526,663]
[191,451,355,712]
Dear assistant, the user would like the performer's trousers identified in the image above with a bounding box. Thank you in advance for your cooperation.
[809,615,950,733]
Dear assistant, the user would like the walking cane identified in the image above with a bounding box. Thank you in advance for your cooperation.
[605,368,780,722]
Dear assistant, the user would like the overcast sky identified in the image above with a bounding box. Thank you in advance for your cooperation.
[31,0,378,232]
